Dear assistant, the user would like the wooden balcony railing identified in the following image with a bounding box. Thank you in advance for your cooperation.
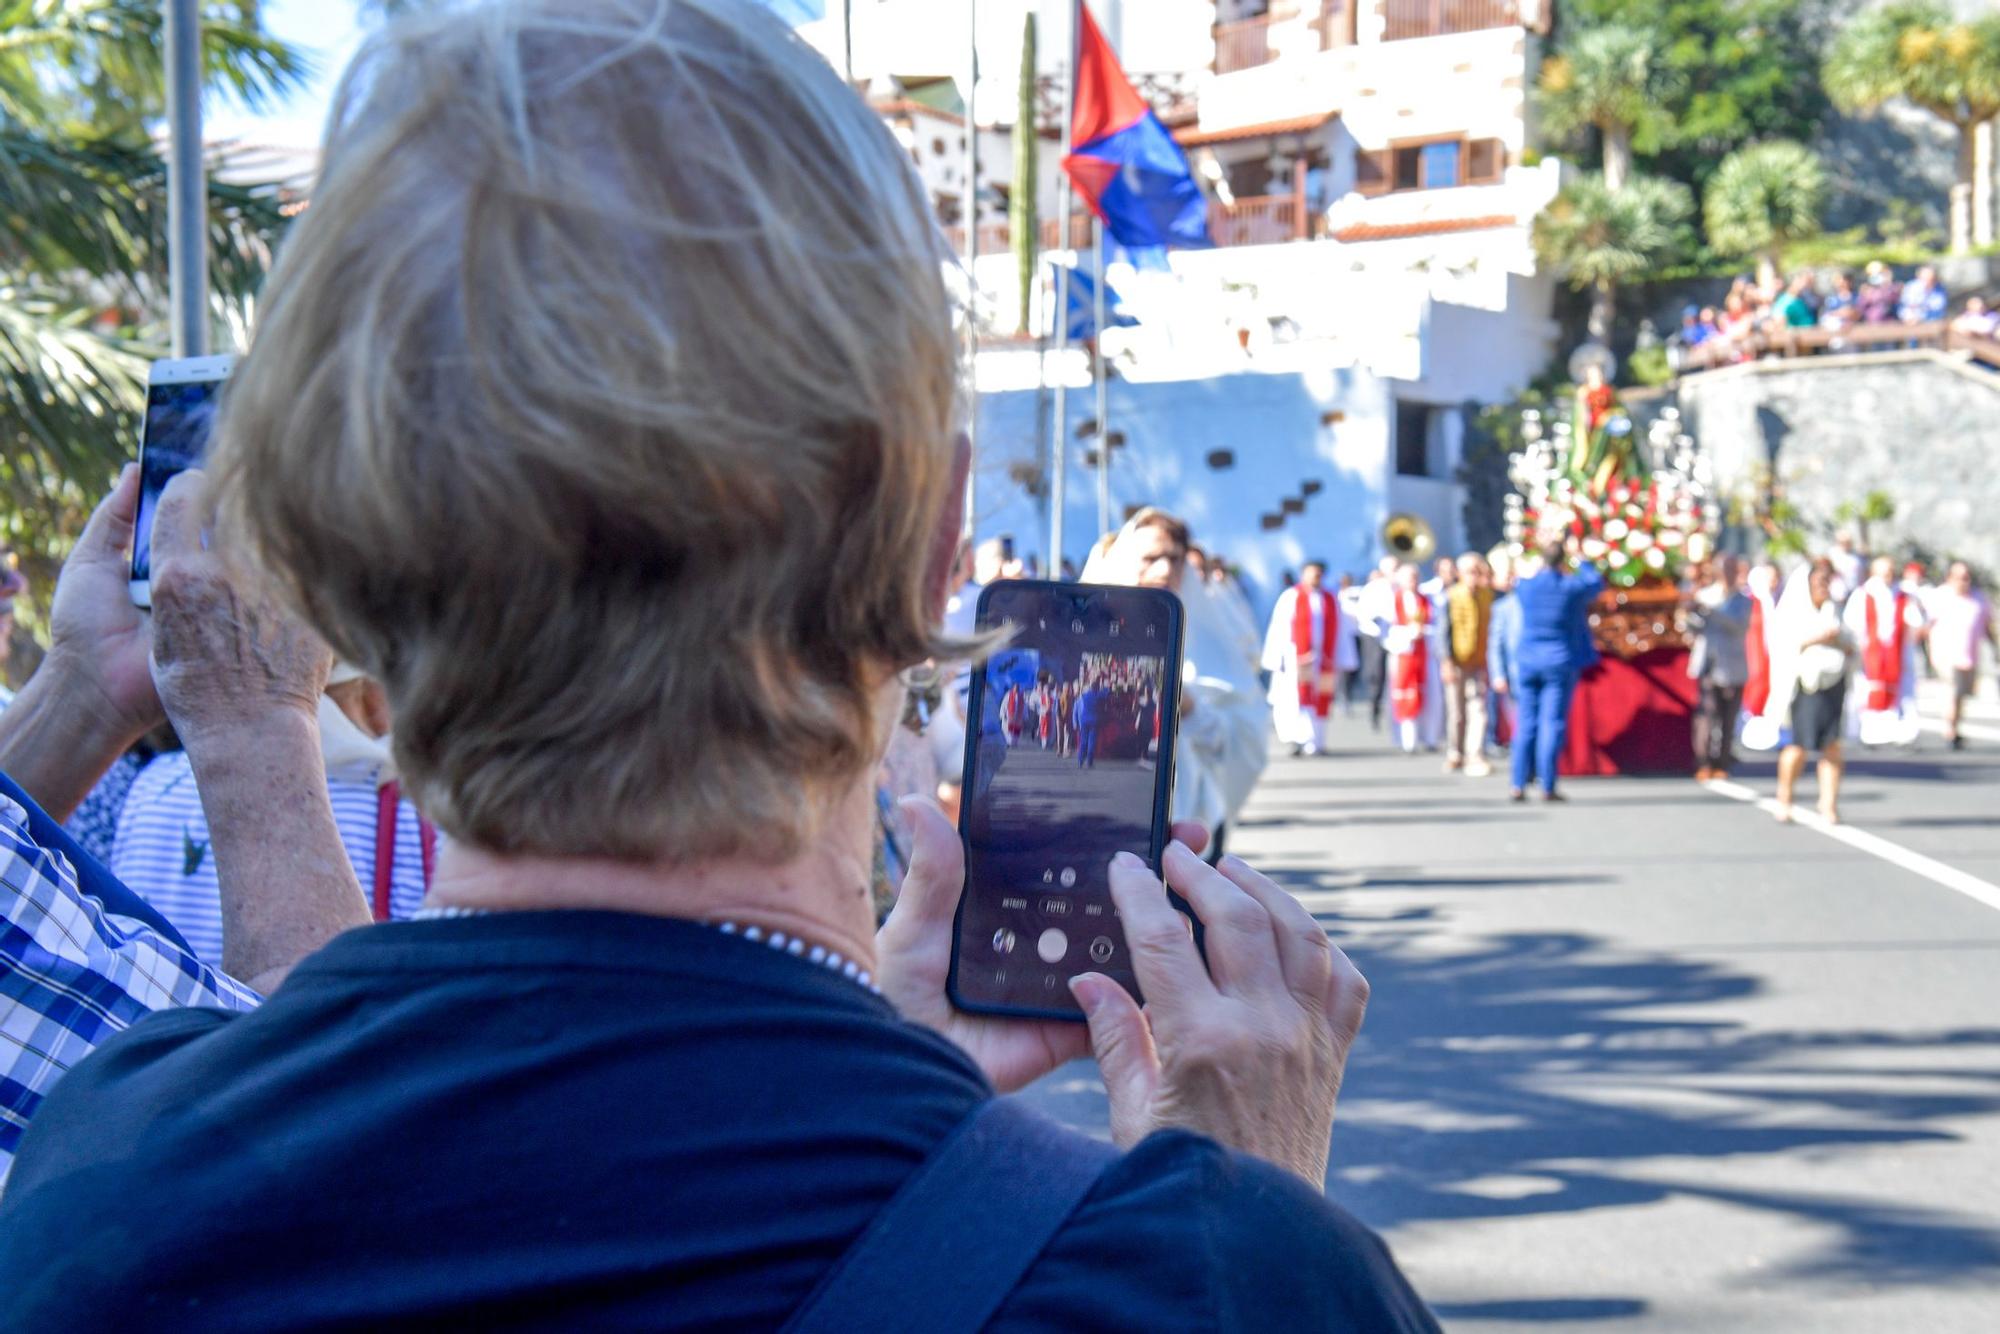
[1212,8,1294,75]
[1207,194,1318,247]
[941,214,1094,256]
[1679,320,2000,375]
[1381,0,1520,42]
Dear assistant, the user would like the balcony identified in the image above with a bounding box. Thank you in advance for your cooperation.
[1381,0,1519,42]
[1212,4,1350,76]
[946,196,1321,256]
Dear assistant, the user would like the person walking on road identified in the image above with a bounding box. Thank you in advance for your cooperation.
[1508,540,1603,803]
[1442,552,1496,776]
[1262,561,1347,756]
[1844,555,1927,748]
[1688,555,1754,782]
[1927,561,1997,750]
[1774,564,1854,824]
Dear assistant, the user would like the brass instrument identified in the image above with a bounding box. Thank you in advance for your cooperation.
[1381,513,1436,563]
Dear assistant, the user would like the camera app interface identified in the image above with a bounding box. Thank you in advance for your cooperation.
[132,378,223,584]
[958,585,1174,1013]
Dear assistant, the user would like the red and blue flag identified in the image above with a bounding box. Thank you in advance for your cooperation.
[1061,5,1211,252]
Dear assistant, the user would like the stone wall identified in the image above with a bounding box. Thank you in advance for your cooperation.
[1676,352,2000,573]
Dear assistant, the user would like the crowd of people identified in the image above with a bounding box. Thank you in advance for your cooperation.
[1256,535,1994,824]
[0,3,1438,1327]
[1676,263,1998,369]
[1261,543,1606,802]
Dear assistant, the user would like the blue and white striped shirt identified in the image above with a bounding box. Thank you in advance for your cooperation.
[0,793,259,1189]
[110,752,429,967]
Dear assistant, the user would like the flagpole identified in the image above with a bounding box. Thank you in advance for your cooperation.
[963,0,980,541]
[165,0,208,357]
[1092,217,1110,539]
[1049,0,1079,576]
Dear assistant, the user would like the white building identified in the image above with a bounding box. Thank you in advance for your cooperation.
[802,1,1567,593]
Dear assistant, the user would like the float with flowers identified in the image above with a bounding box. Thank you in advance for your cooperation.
[1503,396,1718,658]
[1498,390,1717,775]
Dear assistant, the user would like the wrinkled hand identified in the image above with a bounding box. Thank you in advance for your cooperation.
[42,464,164,742]
[1070,843,1368,1189]
[877,798,1208,1093]
[148,470,332,742]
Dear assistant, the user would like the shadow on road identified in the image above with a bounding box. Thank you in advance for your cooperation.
[1307,898,2000,1293]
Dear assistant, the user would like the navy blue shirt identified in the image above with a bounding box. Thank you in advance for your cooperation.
[1512,565,1605,674]
[0,912,1436,1331]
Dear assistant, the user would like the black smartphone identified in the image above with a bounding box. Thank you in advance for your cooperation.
[948,580,1185,1022]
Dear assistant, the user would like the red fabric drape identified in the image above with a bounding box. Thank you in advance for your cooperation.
[1742,596,1771,717]
[1291,586,1338,717]
[1862,590,1908,712]
[1391,590,1427,724]
[1560,649,1698,776]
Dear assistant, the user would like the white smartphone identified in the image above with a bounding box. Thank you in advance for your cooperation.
[130,354,236,608]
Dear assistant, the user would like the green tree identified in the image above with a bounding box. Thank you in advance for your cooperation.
[0,0,301,661]
[1557,0,1834,201]
[1703,139,1827,282]
[1533,172,1694,345]
[1010,11,1037,334]
[1535,23,1675,192]
[1824,0,2000,254]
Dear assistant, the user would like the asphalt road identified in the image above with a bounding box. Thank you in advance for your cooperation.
[1015,687,2000,1332]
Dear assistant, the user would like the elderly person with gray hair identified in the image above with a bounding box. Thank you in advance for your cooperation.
[0,3,1431,1328]
[1687,555,1754,782]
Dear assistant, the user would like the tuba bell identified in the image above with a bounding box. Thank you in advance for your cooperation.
[1381,513,1436,563]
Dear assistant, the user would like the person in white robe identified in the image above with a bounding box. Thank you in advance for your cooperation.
[1387,564,1445,753]
[1842,554,1927,746]
[1084,511,1268,854]
[1261,562,1352,755]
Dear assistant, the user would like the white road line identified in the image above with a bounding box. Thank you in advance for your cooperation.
[1704,778,2000,914]
[1919,718,2000,743]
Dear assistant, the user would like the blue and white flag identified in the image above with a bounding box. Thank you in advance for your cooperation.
[1061,260,1138,343]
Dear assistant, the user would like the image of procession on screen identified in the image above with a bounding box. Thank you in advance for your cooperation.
[965,643,1168,897]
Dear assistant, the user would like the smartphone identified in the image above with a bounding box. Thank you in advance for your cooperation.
[129,355,235,608]
[948,580,1185,1022]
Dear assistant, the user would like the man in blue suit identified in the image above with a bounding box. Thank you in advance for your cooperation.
[1074,682,1111,769]
[1508,540,1603,802]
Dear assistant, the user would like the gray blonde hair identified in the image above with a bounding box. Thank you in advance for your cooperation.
[210,0,962,860]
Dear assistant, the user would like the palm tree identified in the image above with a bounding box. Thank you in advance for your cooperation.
[1535,23,1679,193]
[1533,172,1695,346]
[0,0,302,644]
[1011,12,1037,334]
[1824,0,2000,255]
[1703,140,1827,286]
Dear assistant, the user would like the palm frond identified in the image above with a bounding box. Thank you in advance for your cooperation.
[1703,140,1826,259]
[1534,173,1695,290]
[0,278,146,498]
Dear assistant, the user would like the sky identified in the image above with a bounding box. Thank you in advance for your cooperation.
[206,0,825,148]
[205,0,370,148]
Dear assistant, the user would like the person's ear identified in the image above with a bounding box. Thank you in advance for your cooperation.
[924,433,971,624]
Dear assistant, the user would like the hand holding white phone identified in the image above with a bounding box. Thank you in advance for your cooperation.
[129,354,235,608]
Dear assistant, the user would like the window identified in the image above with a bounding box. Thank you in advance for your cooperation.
[1395,401,1435,477]
[1419,140,1459,189]
[1466,138,1501,183]
[1391,146,1420,191]
[1358,137,1505,196]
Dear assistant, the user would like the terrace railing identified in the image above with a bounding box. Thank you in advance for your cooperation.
[1679,320,2000,375]
[1380,0,1520,42]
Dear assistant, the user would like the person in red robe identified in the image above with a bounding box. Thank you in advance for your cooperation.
[1388,565,1436,754]
[1260,562,1345,756]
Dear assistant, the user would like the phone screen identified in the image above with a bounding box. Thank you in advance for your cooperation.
[950,581,1184,1019]
[132,377,226,586]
